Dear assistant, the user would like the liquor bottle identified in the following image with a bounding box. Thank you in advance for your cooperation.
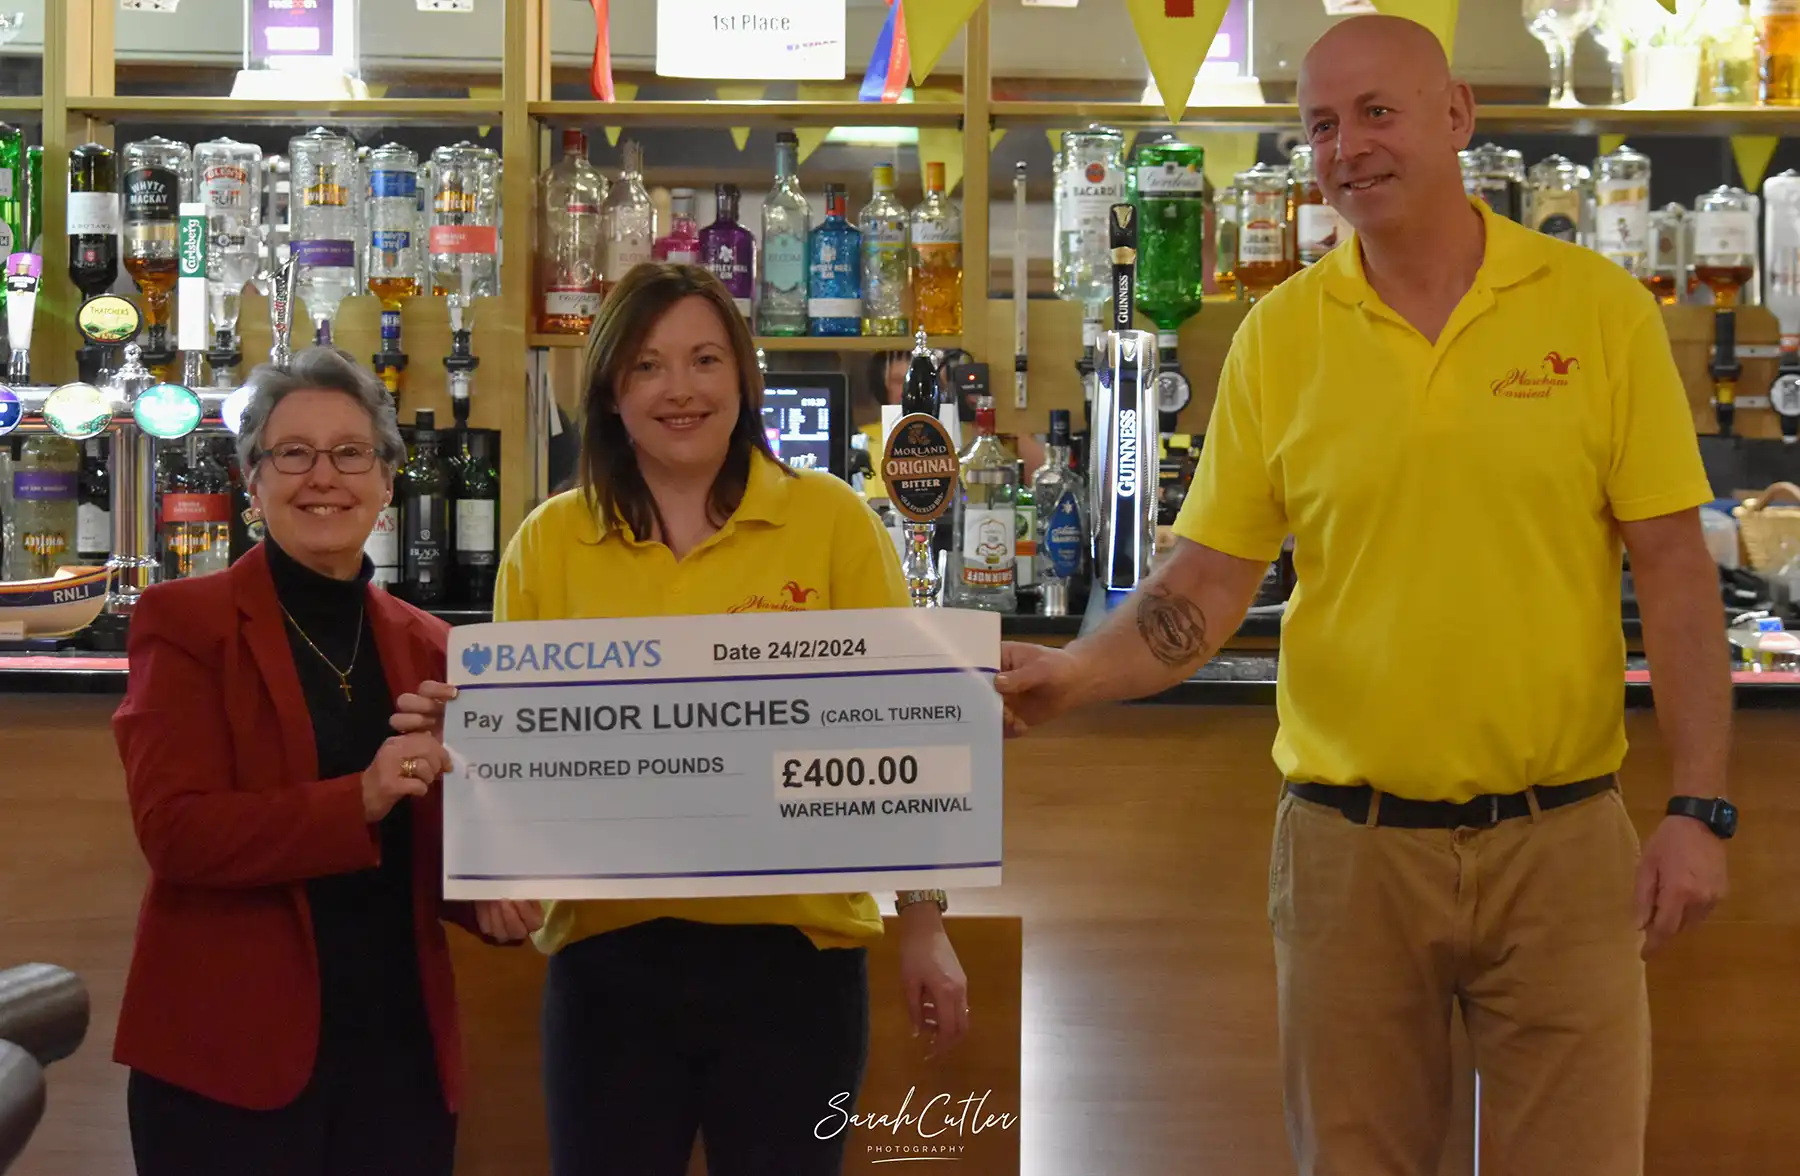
[1014,462,1036,601]
[1134,136,1207,341]
[23,144,40,255]
[1287,144,1348,266]
[1754,0,1800,104]
[161,435,231,579]
[1525,154,1588,244]
[948,397,1018,612]
[698,183,755,318]
[911,161,962,336]
[67,143,120,301]
[453,428,499,606]
[0,124,22,291]
[399,408,451,606]
[1032,409,1088,618]
[429,142,501,308]
[365,492,401,589]
[653,187,703,264]
[1214,184,1240,298]
[123,136,192,355]
[537,128,607,335]
[859,163,909,336]
[1235,164,1290,303]
[365,142,420,396]
[1694,185,1758,306]
[1767,171,1800,439]
[603,140,655,294]
[9,434,78,580]
[1053,126,1126,309]
[1593,145,1652,281]
[76,436,110,564]
[1459,143,1524,222]
[194,138,263,357]
[807,182,861,337]
[0,440,11,580]
[288,128,358,346]
[758,132,809,337]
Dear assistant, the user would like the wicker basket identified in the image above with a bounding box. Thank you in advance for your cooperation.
[1733,482,1800,573]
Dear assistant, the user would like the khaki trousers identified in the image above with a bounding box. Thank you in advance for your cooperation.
[1270,785,1650,1176]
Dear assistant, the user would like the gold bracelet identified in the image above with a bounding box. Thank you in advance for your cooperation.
[895,889,947,914]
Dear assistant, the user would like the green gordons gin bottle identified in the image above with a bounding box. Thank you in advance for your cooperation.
[1131,135,1206,423]
[0,123,23,319]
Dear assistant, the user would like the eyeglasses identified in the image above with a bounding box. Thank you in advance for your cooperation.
[259,442,380,475]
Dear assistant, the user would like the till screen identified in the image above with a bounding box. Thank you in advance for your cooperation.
[761,385,836,476]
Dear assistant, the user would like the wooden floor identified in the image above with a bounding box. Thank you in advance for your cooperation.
[3,694,1797,1175]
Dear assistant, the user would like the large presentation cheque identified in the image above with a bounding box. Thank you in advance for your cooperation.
[441,608,1003,900]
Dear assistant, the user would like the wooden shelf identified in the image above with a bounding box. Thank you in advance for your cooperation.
[529,101,964,128]
[991,99,1800,135]
[0,97,42,114]
[529,332,961,353]
[64,97,505,124]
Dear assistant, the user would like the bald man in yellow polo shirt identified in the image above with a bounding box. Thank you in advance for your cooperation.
[997,15,1731,1176]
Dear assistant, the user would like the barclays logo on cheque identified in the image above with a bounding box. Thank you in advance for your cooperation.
[460,639,664,677]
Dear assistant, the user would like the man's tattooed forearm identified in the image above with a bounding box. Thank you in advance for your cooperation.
[1135,585,1210,667]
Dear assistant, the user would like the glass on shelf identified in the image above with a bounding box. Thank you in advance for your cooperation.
[1525,0,1600,107]
[1700,0,1760,104]
[1590,0,1630,106]
[1693,186,1758,307]
[1755,0,1800,106]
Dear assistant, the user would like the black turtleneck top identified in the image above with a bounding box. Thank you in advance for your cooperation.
[264,537,432,1051]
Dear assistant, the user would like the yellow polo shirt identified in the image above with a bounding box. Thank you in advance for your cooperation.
[1174,198,1712,803]
[494,452,906,952]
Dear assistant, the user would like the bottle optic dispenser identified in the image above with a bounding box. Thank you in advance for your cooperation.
[1081,204,1158,635]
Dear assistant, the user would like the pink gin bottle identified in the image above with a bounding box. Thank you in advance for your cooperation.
[652,187,702,265]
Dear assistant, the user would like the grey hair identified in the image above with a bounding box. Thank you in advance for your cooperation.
[235,346,406,481]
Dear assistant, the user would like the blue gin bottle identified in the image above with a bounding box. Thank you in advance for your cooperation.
[807,182,862,337]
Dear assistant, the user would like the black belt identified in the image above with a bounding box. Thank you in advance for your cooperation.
[1285,775,1617,829]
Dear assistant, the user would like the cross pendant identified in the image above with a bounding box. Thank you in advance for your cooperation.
[338,678,353,703]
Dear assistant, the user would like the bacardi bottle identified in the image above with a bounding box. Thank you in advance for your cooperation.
[603,140,655,294]
[859,163,909,336]
[807,183,861,337]
[947,398,1017,612]
[537,128,607,334]
[399,409,451,606]
[1054,126,1126,308]
[910,161,962,335]
[698,183,755,318]
[758,132,809,336]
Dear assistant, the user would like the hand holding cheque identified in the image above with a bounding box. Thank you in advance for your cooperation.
[419,608,1003,903]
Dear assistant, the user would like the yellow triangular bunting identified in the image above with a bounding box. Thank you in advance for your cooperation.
[902,0,984,87]
[1121,0,1233,124]
[717,85,767,152]
[1732,135,1780,193]
[1600,133,1627,156]
[605,81,640,147]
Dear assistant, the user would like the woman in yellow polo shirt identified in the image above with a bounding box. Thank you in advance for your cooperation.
[489,264,969,1176]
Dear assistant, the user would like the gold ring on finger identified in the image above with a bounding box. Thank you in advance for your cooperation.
[400,757,419,779]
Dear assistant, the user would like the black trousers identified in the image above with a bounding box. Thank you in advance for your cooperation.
[542,918,870,1176]
[126,1026,455,1176]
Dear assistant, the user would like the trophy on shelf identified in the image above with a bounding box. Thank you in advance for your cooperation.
[882,329,961,609]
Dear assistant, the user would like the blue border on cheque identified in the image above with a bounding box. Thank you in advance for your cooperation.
[440,609,1006,901]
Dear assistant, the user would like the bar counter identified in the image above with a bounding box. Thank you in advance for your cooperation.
[2,589,1797,1175]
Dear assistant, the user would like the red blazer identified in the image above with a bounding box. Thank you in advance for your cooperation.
[111,544,474,1112]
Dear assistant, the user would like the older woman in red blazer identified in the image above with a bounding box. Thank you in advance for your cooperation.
[110,347,538,1176]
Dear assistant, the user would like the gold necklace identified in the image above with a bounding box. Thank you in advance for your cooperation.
[279,601,364,703]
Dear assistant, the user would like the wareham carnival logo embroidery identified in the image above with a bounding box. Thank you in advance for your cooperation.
[462,643,493,676]
[1491,350,1581,399]
[728,581,821,613]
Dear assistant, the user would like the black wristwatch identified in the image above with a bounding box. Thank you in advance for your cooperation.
[1667,796,1738,840]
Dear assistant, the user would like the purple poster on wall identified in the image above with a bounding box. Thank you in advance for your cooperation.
[1207,0,1251,75]
[252,0,334,61]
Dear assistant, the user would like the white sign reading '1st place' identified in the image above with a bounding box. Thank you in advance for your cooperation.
[656,0,846,80]
[441,608,1003,901]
